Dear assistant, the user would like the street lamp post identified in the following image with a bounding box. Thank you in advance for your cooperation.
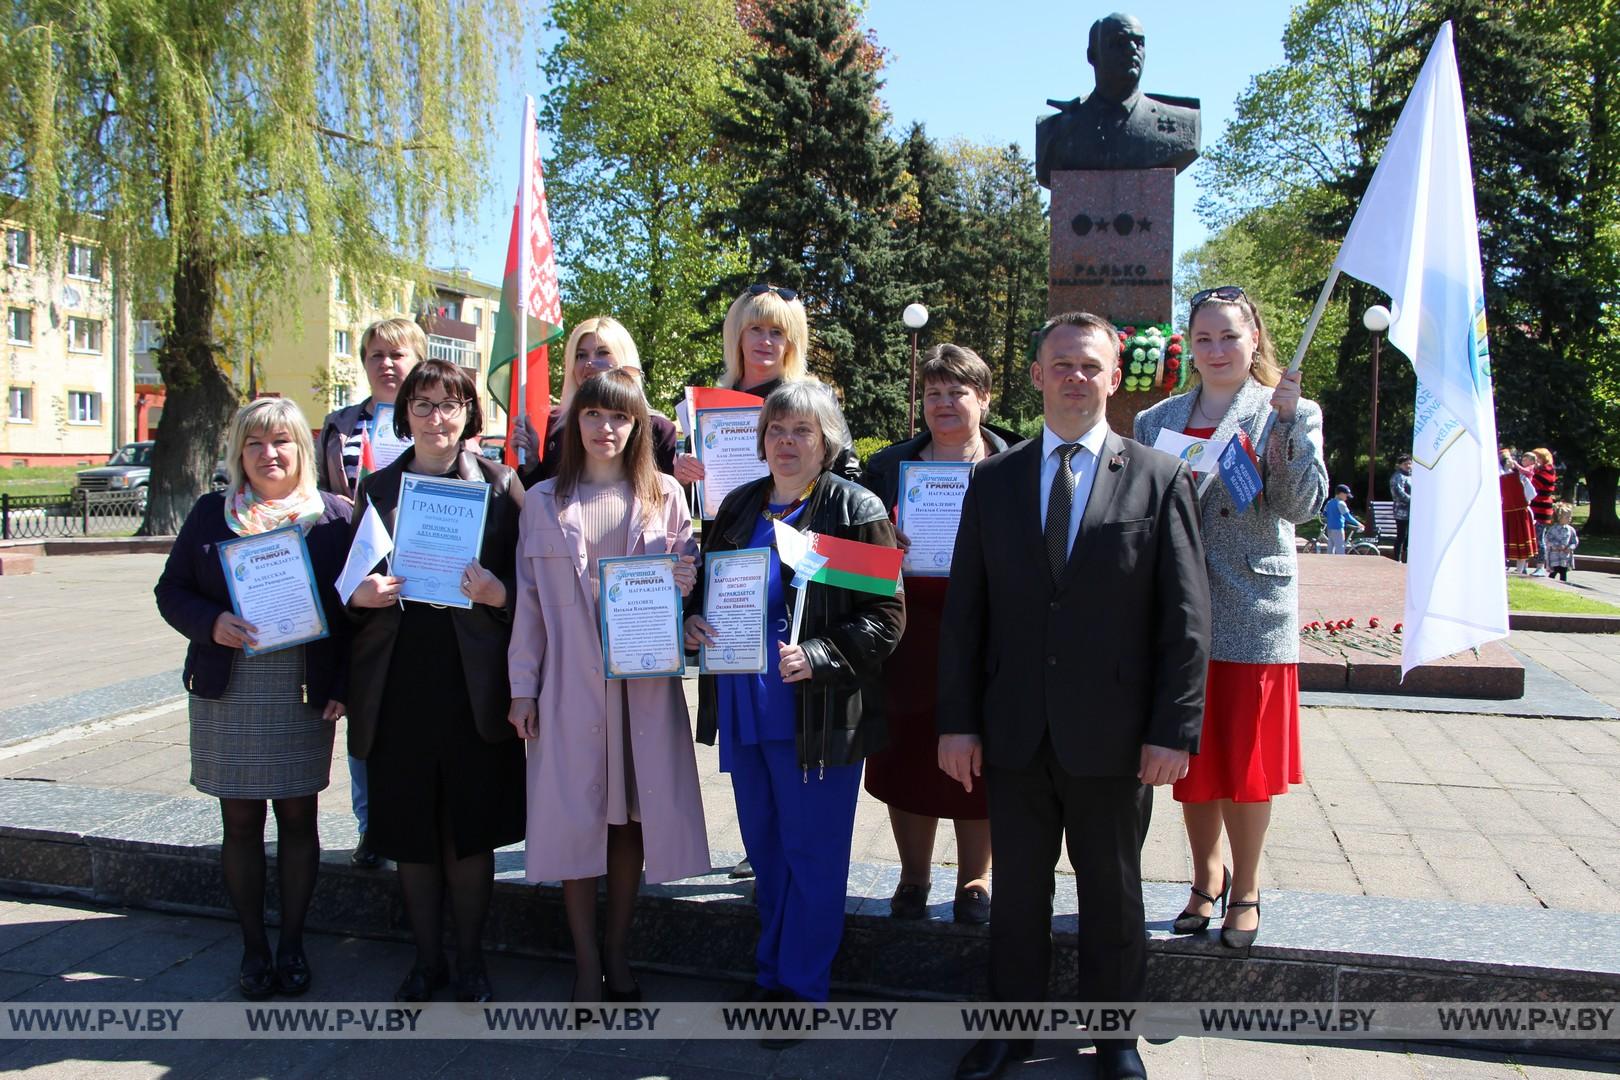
[903,303,929,437]
[1363,304,1392,514]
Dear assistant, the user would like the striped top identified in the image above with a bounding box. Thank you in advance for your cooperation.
[1531,465,1557,525]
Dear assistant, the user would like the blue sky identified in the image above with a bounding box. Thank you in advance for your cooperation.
[426,0,1301,283]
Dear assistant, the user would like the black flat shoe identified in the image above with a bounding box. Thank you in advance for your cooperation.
[1095,1041,1147,1080]
[1171,866,1231,934]
[1221,898,1261,949]
[603,977,642,1003]
[729,857,754,879]
[890,881,930,920]
[456,966,493,1003]
[953,885,991,925]
[274,948,311,996]
[349,832,381,869]
[954,1037,1032,1080]
[394,964,449,1002]
[730,981,785,1003]
[239,951,275,1001]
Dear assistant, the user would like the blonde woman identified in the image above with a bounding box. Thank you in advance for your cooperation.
[674,284,859,488]
[510,316,679,485]
[155,398,353,999]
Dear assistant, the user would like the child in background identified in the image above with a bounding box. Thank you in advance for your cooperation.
[1322,484,1362,555]
[1543,503,1579,583]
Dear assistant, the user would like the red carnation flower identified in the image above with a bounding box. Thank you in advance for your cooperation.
[1368,617,1381,628]
[1167,344,1182,357]
[1123,326,1136,334]
[1394,623,1403,633]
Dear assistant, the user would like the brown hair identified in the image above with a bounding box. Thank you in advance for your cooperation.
[1032,311,1119,368]
[394,359,483,440]
[1185,291,1281,390]
[920,343,994,397]
[552,369,664,525]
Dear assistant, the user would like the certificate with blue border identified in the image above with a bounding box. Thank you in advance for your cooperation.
[896,460,973,577]
[392,473,489,608]
[598,554,686,680]
[693,406,768,520]
[216,525,330,657]
[699,547,769,675]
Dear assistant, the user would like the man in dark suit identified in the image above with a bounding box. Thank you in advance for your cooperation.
[1034,12,1200,186]
[938,312,1210,1080]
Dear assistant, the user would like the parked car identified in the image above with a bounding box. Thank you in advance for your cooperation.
[478,435,507,463]
[73,441,155,512]
[74,441,229,512]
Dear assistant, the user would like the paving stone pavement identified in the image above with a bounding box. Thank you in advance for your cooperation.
[0,896,1613,1080]
[4,554,1620,916]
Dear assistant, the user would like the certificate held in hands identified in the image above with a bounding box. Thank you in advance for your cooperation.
[896,461,973,576]
[700,548,769,674]
[217,525,330,656]
[693,406,769,520]
[598,555,685,679]
[392,473,489,608]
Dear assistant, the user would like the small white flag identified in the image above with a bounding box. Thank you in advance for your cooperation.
[336,503,393,605]
[772,519,826,579]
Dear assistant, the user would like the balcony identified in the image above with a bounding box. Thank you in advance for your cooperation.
[428,334,478,371]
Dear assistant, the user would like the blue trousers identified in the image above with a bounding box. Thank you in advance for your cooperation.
[348,754,368,833]
[730,739,862,1002]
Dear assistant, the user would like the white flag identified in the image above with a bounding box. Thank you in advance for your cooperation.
[772,519,826,579]
[1331,22,1506,676]
[336,503,394,606]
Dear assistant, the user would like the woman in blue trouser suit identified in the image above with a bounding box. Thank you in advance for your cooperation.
[685,381,904,1010]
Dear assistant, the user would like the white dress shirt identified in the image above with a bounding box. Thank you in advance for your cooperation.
[1039,417,1112,560]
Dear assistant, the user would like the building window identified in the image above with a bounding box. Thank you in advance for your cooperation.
[7,387,31,422]
[66,243,102,281]
[67,391,102,425]
[67,317,103,353]
[470,306,481,328]
[6,307,30,345]
[333,383,352,409]
[135,320,164,354]
[334,276,351,303]
[334,329,352,356]
[4,228,28,269]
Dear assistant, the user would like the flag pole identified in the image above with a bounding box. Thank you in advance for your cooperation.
[788,583,808,646]
[514,96,536,468]
[1197,268,1342,498]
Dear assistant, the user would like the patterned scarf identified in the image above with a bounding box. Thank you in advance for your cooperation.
[223,481,325,537]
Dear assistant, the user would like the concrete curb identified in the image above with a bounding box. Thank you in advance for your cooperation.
[0,805,1616,1061]
[0,537,175,556]
[1511,612,1620,633]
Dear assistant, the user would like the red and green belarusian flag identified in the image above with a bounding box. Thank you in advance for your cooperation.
[357,428,377,483]
[772,519,903,598]
[487,95,564,469]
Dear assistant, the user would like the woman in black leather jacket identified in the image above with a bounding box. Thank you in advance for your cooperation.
[684,381,903,1012]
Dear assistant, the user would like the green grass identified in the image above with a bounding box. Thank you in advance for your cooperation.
[0,465,81,498]
[1507,577,1620,615]
[1569,504,1620,558]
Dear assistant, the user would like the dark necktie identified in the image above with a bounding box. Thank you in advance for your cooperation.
[1046,443,1081,583]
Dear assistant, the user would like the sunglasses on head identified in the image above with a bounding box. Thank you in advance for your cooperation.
[1189,285,1247,309]
[746,283,799,303]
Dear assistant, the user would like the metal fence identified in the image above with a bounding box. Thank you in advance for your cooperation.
[0,491,146,541]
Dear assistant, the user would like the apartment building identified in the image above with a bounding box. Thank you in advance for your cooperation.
[2,220,134,466]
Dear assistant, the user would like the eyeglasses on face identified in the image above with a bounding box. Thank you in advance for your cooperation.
[746,283,799,303]
[1189,285,1247,309]
[407,397,467,419]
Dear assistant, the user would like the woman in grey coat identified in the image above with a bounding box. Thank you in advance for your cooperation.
[1134,286,1328,948]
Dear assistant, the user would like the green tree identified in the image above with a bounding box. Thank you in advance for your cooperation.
[540,0,752,409]
[935,140,1048,426]
[0,0,519,532]
[709,0,910,439]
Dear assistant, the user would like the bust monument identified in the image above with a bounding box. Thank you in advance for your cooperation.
[1034,12,1201,186]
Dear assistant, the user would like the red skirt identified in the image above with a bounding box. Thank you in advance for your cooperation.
[864,576,989,820]
[1501,475,1538,560]
[1174,661,1301,804]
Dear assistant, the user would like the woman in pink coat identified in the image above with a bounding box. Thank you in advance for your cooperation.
[507,368,710,1003]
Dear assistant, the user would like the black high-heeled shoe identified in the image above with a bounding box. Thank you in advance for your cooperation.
[1221,898,1261,949]
[274,947,312,996]
[238,950,275,1001]
[394,963,449,1002]
[1171,866,1230,934]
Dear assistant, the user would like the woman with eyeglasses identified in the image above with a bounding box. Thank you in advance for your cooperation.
[509,317,679,485]
[1134,285,1327,950]
[683,381,903,1017]
[508,368,709,1003]
[345,359,527,1002]
[673,284,861,488]
[155,397,352,999]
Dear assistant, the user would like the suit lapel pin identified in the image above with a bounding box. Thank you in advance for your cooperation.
[1108,454,1126,472]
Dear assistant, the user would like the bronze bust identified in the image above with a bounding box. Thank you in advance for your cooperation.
[1035,12,1201,186]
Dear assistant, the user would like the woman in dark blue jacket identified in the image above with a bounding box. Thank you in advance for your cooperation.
[155,398,351,1000]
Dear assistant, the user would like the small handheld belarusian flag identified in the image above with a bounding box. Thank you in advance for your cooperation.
[357,428,377,487]
[772,519,903,598]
